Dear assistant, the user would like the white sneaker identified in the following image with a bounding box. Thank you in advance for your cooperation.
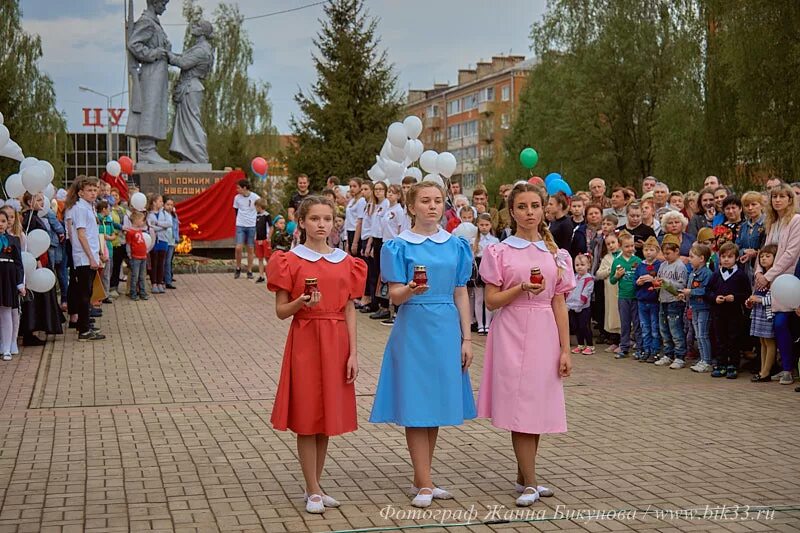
[1,353,11,361]
[669,359,685,369]
[305,494,325,514]
[691,361,712,373]
[515,487,540,507]
[654,355,672,366]
[411,488,434,508]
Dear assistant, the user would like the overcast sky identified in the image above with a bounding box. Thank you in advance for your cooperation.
[19,0,546,134]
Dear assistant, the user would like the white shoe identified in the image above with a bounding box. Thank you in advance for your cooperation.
[654,355,672,366]
[515,483,554,497]
[304,491,340,508]
[515,487,540,507]
[691,361,712,373]
[1,353,11,361]
[411,488,434,508]
[411,486,453,499]
[305,494,325,514]
[669,359,685,369]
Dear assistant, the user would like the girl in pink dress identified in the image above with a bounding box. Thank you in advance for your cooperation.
[478,183,576,507]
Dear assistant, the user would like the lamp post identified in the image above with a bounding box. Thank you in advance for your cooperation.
[79,86,126,164]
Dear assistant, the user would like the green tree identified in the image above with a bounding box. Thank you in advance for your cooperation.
[166,0,278,173]
[0,1,68,185]
[287,0,402,191]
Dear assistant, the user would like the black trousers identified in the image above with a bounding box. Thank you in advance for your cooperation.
[569,308,594,346]
[713,306,743,368]
[73,266,95,333]
[110,245,128,289]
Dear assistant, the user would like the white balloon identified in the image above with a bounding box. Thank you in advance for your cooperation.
[21,251,36,278]
[387,122,408,148]
[403,139,424,162]
[5,173,26,198]
[0,125,9,151]
[106,160,122,177]
[419,150,439,174]
[436,152,458,178]
[5,199,20,211]
[26,229,50,257]
[21,163,48,194]
[403,116,423,140]
[383,159,404,181]
[380,140,392,160]
[38,160,55,183]
[388,144,406,163]
[403,166,423,182]
[0,111,4,125]
[19,157,39,172]
[130,192,147,211]
[0,139,24,161]
[423,173,444,187]
[772,274,800,309]
[370,162,385,181]
[27,268,56,293]
[45,183,55,199]
[143,232,154,251]
[0,199,4,208]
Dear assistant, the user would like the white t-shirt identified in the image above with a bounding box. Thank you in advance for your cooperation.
[233,192,260,228]
[382,203,408,240]
[360,203,374,239]
[370,199,389,240]
[345,197,366,232]
[70,198,101,266]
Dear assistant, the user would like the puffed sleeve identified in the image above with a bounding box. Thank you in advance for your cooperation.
[380,239,408,283]
[455,237,474,287]
[479,243,504,286]
[348,257,368,300]
[554,249,577,295]
[266,252,294,293]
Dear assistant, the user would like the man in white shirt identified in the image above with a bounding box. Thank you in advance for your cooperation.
[232,179,260,279]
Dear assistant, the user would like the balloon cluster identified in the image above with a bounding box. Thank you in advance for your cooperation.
[366,116,458,188]
[105,156,134,178]
[517,146,573,197]
[251,157,269,181]
[0,112,24,161]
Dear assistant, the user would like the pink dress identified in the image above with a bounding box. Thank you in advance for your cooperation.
[477,236,576,434]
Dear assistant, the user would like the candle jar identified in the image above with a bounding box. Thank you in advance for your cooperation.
[304,278,318,296]
[413,265,428,286]
[530,267,543,285]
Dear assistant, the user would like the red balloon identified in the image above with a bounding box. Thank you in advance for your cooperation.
[528,176,544,186]
[119,156,134,175]
[251,156,268,176]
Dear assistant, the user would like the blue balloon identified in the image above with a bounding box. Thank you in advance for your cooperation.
[544,172,561,186]
[546,178,572,197]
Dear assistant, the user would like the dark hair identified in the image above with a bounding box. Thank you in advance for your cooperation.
[327,176,339,186]
[237,179,250,190]
[721,195,742,210]
[690,243,712,262]
[661,242,679,253]
[758,244,778,259]
[296,195,336,244]
[388,184,404,207]
[401,176,418,185]
[163,195,173,205]
[321,188,336,197]
[96,200,109,211]
[718,241,739,257]
[550,191,569,212]
[349,177,364,187]
[64,175,100,210]
[146,193,163,212]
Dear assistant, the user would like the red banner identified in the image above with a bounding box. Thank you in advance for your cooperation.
[175,169,244,242]
[101,172,130,201]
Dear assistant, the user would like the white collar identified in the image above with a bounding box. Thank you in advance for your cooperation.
[720,264,738,281]
[503,236,549,251]
[290,244,347,263]
[397,228,451,244]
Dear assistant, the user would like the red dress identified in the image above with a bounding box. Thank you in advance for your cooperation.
[267,246,367,436]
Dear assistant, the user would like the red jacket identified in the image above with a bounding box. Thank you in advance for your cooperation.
[126,229,148,259]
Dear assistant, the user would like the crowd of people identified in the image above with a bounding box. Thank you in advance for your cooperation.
[261,172,800,515]
[0,176,181,359]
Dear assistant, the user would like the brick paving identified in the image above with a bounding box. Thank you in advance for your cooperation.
[0,273,798,532]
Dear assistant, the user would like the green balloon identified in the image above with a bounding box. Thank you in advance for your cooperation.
[519,147,538,169]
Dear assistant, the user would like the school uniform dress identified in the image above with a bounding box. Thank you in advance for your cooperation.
[266,246,367,436]
[0,235,24,308]
[369,229,476,426]
[477,237,576,434]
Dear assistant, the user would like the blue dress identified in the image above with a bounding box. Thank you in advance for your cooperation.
[369,229,477,427]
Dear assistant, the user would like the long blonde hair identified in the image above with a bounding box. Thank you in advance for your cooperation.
[507,183,562,276]
[0,206,22,237]
[765,182,796,232]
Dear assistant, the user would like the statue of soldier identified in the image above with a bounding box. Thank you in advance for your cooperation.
[168,20,214,164]
[126,0,171,164]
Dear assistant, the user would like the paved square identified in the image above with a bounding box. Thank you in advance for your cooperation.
[1,273,798,532]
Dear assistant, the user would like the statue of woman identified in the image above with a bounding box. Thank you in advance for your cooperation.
[168,20,214,164]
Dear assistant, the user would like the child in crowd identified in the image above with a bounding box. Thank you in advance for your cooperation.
[331,214,345,250]
[96,200,116,303]
[254,199,272,284]
[610,232,641,358]
[472,213,499,335]
[695,227,716,270]
[635,237,663,363]
[655,236,688,367]
[682,244,714,373]
[596,233,621,352]
[270,215,292,252]
[453,206,478,241]
[567,254,595,354]
[0,210,25,361]
[125,211,149,301]
[707,242,750,378]
[746,244,777,382]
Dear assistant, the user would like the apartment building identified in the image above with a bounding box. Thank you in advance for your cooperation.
[405,55,535,191]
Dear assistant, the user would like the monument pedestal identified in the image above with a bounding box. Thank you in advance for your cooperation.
[135,165,228,203]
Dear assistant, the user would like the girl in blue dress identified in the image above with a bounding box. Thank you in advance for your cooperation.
[370,181,476,508]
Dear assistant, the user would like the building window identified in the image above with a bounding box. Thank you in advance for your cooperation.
[463,173,477,190]
[478,87,495,102]
[447,99,460,116]
[462,93,478,111]
[459,120,478,139]
[448,124,461,140]
[464,145,478,161]
[481,145,494,159]
[501,85,511,101]
[427,104,440,117]
[501,113,510,129]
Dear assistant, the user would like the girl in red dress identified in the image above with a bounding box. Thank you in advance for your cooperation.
[266,196,367,514]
